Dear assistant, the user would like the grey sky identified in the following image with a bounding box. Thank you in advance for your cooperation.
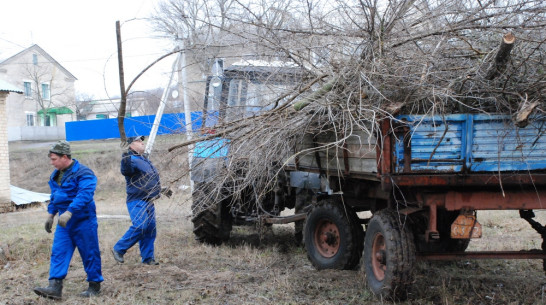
[0,0,174,99]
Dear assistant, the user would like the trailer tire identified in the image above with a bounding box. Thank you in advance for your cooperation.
[191,183,233,245]
[304,199,363,270]
[363,209,415,301]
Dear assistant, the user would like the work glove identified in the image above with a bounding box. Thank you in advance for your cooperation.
[161,187,173,198]
[58,211,72,228]
[44,214,55,233]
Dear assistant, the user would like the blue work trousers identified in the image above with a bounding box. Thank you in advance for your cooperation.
[114,200,156,262]
[49,217,103,282]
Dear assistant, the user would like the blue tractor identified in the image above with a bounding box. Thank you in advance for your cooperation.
[190,60,308,245]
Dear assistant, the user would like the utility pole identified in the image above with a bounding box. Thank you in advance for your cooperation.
[179,39,192,142]
[144,51,181,156]
[177,34,194,191]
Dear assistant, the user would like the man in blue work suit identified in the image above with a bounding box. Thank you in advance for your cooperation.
[112,135,164,265]
[33,140,103,299]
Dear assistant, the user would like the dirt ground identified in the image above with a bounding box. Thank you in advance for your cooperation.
[2,139,546,304]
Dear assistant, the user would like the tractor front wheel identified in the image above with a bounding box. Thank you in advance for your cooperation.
[304,198,363,270]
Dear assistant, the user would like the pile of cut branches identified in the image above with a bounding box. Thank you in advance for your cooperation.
[168,0,545,219]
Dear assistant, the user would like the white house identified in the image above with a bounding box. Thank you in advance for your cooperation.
[0,45,76,132]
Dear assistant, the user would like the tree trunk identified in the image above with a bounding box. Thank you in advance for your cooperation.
[485,32,516,80]
[116,20,127,144]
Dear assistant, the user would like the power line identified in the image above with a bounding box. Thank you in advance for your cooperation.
[0,51,169,66]
[0,37,26,48]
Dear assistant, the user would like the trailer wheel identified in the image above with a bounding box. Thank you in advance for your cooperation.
[191,183,233,245]
[304,199,363,270]
[363,209,415,300]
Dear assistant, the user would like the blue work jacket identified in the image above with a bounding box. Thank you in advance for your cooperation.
[48,159,97,222]
[121,149,161,202]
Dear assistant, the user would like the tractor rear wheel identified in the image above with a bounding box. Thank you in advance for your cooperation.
[191,183,232,245]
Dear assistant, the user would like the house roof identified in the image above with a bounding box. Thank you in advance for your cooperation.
[0,79,23,93]
[0,44,77,80]
[37,106,74,115]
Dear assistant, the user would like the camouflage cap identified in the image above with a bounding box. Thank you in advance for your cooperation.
[49,140,71,155]
[127,135,145,144]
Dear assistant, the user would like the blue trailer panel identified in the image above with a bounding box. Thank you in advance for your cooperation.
[395,114,546,173]
[193,138,230,158]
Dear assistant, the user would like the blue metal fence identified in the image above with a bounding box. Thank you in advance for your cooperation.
[66,111,203,141]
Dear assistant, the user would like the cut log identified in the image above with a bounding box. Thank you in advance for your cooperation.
[485,32,516,80]
[293,77,340,111]
[515,100,539,128]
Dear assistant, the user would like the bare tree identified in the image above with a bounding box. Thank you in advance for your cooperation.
[151,0,242,74]
[23,63,73,126]
[74,93,95,121]
[127,89,163,115]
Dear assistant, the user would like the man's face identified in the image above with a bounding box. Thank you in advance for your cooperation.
[129,139,145,154]
[49,153,71,170]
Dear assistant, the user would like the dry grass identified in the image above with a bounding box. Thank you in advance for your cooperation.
[2,138,546,304]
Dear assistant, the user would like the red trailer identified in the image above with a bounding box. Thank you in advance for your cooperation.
[288,113,546,299]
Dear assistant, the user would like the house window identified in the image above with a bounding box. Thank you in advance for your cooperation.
[96,114,108,119]
[23,82,32,97]
[41,83,50,100]
[26,113,35,126]
[125,112,132,118]
[33,54,38,65]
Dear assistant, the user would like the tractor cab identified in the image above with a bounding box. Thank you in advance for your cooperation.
[201,60,305,128]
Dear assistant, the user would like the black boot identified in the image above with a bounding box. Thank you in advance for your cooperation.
[80,281,100,297]
[143,258,159,265]
[33,279,63,300]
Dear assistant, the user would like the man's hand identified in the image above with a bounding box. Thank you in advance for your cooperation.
[44,214,55,233]
[58,211,72,228]
[161,187,173,198]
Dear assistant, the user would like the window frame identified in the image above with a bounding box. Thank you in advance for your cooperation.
[25,112,35,126]
[23,81,32,98]
[41,83,50,100]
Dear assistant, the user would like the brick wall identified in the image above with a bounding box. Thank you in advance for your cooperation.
[0,92,12,212]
